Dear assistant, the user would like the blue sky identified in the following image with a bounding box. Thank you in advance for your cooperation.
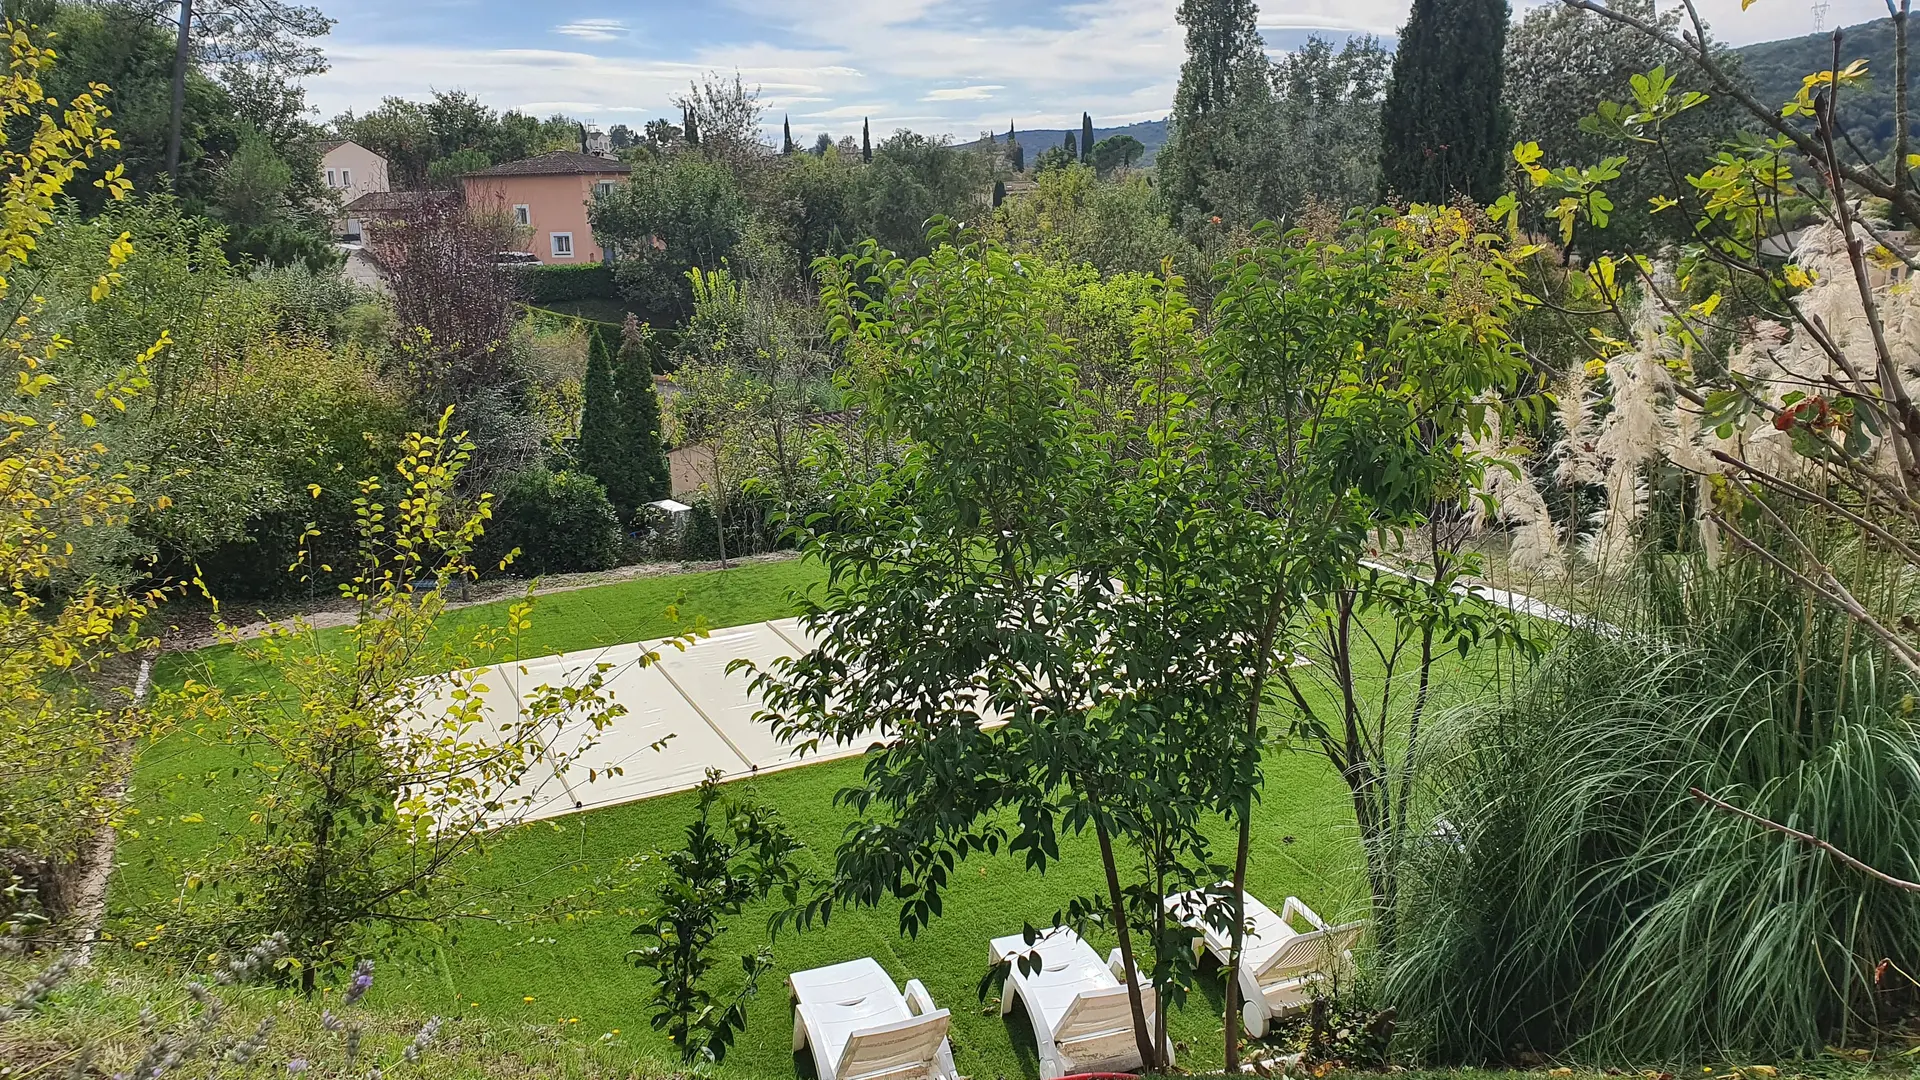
[303,0,1894,141]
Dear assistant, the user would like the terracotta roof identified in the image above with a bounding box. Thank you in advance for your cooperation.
[460,151,630,178]
[344,189,457,214]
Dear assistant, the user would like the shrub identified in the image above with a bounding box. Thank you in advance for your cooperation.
[514,262,616,303]
[478,469,624,576]
[1389,548,1920,1063]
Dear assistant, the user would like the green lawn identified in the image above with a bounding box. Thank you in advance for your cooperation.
[117,558,1456,1080]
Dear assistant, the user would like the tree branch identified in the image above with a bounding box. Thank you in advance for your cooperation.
[1690,786,1920,893]
[1557,0,1920,224]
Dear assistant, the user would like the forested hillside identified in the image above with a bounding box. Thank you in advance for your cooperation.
[1738,15,1913,157]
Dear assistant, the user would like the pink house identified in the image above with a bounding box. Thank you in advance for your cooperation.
[459,151,630,265]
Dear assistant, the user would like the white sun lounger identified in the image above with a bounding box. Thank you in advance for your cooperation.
[789,958,957,1080]
[1164,885,1365,1037]
[988,928,1165,1080]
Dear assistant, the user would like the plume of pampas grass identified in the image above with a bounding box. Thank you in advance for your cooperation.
[1552,372,1604,489]
[1467,400,1565,577]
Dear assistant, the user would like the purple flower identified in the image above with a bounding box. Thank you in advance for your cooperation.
[287,1060,309,1076]
[342,960,374,1006]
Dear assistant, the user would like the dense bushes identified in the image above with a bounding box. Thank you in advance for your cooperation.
[515,262,616,303]
[477,468,625,575]
[1389,549,1920,1063]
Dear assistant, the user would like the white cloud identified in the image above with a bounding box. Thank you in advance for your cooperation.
[309,0,1898,141]
[923,84,1004,101]
[553,18,629,41]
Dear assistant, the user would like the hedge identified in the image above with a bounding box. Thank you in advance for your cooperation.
[514,262,616,303]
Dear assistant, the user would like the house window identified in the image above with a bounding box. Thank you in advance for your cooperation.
[325,168,337,188]
[341,168,352,187]
[593,180,617,198]
[551,232,574,258]
[513,204,531,227]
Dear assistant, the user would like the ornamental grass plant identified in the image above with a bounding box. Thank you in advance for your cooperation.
[1389,539,1920,1063]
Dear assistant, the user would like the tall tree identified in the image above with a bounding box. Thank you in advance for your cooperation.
[575,331,624,505]
[160,0,335,176]
[615,314,671,507]
[992,178,1006,207]
[1064,129,1077,158]
[683,102,701,147]
[782,114,794,154]
[861,116,871,163]
[1159,0,1271,222]
[1378,0,1512,204]
[1081,112,1094,162]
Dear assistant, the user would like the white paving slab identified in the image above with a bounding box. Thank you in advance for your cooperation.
[410,570,1587,828]
[409,618,876,826]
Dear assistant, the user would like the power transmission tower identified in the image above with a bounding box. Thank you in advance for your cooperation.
[1812,0,1831,33]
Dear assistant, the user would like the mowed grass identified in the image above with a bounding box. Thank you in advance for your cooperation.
[115,557,1488,1080]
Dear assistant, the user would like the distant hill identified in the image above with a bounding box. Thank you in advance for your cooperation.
[1736,16,1913,158]
[961,118,1171,162]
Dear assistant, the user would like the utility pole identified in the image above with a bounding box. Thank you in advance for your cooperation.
[166,0,192,177]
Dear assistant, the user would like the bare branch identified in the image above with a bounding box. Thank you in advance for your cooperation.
[1708,510,1920,674]
[1690,787,1920,893]
[1557,0,1920,224]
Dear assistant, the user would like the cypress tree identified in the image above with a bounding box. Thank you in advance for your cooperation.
[861,117,872,163]
[783,114,795,154]
[992,179,1006,207]
[683,104,700,147]
[1013,140,1025,173]
[1064,130,1077,158]
[615,313,670,506]
[1160,0,1268,221]
[1081,113,1094,163]
[1378,0,1511,205]
[576,331,626,507]
[1007,119,1015,144]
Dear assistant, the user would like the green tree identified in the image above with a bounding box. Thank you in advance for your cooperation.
[1379,0,1512,204]
[992,178,1006,207]
[616,313,670,506]
[1090,133,1146,174]
[1081,112,1094,162]
[425,147,491,188]
[782,114,794,154]
[167,413,647,989]
[861,116,871,163]
[755,232,1229,1073]
[1503,0,1733,251]
[1160,0,1271,222]
[629,773,808,1065]
[575,331,624,504]
[1064,129,1077,158]
[0,31,170,921]
[589,153,747,322]
[1032,144,1075,173]
[853,132,990,257]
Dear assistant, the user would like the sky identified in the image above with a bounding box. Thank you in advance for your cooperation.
[302,0,1895,142]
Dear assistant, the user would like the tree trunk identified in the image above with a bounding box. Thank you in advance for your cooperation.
[1092,804,1160,1072]
[1225,598,1285,1072]
[1897,1,1911,226]
[167,0,192,178]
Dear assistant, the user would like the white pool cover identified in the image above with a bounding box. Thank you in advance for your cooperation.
[412,617,867,825]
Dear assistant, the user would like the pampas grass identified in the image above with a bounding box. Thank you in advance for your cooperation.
[1387,542,1920,1065]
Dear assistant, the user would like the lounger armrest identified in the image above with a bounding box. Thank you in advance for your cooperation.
[1281,896,1328,931]
[904,978,937,1017]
